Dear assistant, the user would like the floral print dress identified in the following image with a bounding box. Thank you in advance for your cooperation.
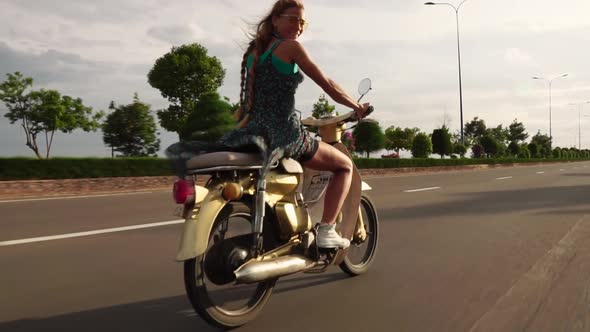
[220,39,318,162]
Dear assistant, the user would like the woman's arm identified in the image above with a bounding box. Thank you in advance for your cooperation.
[286,40,370,118]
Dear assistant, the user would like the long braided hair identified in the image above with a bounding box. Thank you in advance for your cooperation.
[235,0,305,128]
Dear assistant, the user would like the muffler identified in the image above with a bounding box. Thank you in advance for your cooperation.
[234,255,316,284]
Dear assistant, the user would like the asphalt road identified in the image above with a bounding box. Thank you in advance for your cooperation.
[2,161,590,332]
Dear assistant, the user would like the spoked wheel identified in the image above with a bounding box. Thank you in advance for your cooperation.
[340,194,379,276]
[184,201,276,329]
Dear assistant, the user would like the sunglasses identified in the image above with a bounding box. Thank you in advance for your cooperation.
[279,14,309,29]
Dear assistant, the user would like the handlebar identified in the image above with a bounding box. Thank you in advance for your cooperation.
[301,105,374,128]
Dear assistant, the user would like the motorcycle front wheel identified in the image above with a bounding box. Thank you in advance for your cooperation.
[184,201,275,329]
[339,194,379,276]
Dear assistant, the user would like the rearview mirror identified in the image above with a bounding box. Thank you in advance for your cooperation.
[358,78,372,96]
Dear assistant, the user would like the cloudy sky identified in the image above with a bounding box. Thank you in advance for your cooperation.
[2,0,590,157]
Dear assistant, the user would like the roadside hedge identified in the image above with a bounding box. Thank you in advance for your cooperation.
[352,157,556,169]
[0,157,588,180]
[0,157,172,180]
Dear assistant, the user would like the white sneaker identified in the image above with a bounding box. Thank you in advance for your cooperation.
[316,224,350,249]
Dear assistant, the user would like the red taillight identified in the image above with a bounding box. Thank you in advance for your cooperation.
[173,179,195,204]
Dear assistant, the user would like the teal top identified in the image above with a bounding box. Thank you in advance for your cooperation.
[246,40,299,75]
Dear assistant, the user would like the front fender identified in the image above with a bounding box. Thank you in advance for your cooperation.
[175,187,228,262]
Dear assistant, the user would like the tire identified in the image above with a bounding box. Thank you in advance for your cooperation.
[339,194,379,276]
[184,201,276,329]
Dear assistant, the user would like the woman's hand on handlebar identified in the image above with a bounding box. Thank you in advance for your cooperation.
[354,102,371,120]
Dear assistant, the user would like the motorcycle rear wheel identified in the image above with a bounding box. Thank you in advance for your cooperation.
[184,201,275,329]
[339,194,379,276]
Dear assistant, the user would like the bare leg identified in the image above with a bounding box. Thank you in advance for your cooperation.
[302,141,353,225]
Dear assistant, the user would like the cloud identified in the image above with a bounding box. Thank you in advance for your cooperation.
[310,0,415,11]
[0,42,109,87]
[147,24,204,46]
[503,48,534,66]
[1,0,159,24]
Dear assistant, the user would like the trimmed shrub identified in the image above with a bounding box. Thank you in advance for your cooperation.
[411,133,432,158]
[563,149,572,159]
[480,135,500,157]
[518,146,531,159]
[431,128,452,158]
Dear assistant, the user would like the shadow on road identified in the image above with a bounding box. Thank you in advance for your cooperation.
[0,295,217,332]
[0,272,346,332]
[561,173,590,177]
[274,272,348,294]
[380,184,590,221]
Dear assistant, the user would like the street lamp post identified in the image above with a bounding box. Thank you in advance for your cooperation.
[425,0,469,144]
[568,101,590,150]
[584,103,590,150]
[532,74,568,148]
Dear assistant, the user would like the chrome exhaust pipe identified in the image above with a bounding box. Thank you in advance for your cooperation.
[234,255,316,284]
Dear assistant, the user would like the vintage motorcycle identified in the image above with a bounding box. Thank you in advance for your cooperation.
[170,79,379,329]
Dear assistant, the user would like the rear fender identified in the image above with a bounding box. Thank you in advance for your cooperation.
[176,184,228,262]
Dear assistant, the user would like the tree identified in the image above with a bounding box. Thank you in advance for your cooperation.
[530,131,551,158]
[404,127,420,150]
[438,111,453,129]
[471,144,485,158]
[310,94,336,133]
[431,126,452,158]
[489,125,509,147]
[508,119,528,143]
[180,92,235,142]
[508,141,520,157]
[312,94,336,118]
[411,132,432,158]
[480,135,500,157]
[385,126,420,153]
[148,43,225,137]
[0,72,103,159]
[453,143,467,157]
[102,94,161,157]
[528,142,540,158]
[384,126,405,153]
[464,117,487,145]
[353,119,385,158]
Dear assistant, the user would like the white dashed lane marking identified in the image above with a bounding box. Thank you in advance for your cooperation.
[0,219,184,246]
[404,187,441,193]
